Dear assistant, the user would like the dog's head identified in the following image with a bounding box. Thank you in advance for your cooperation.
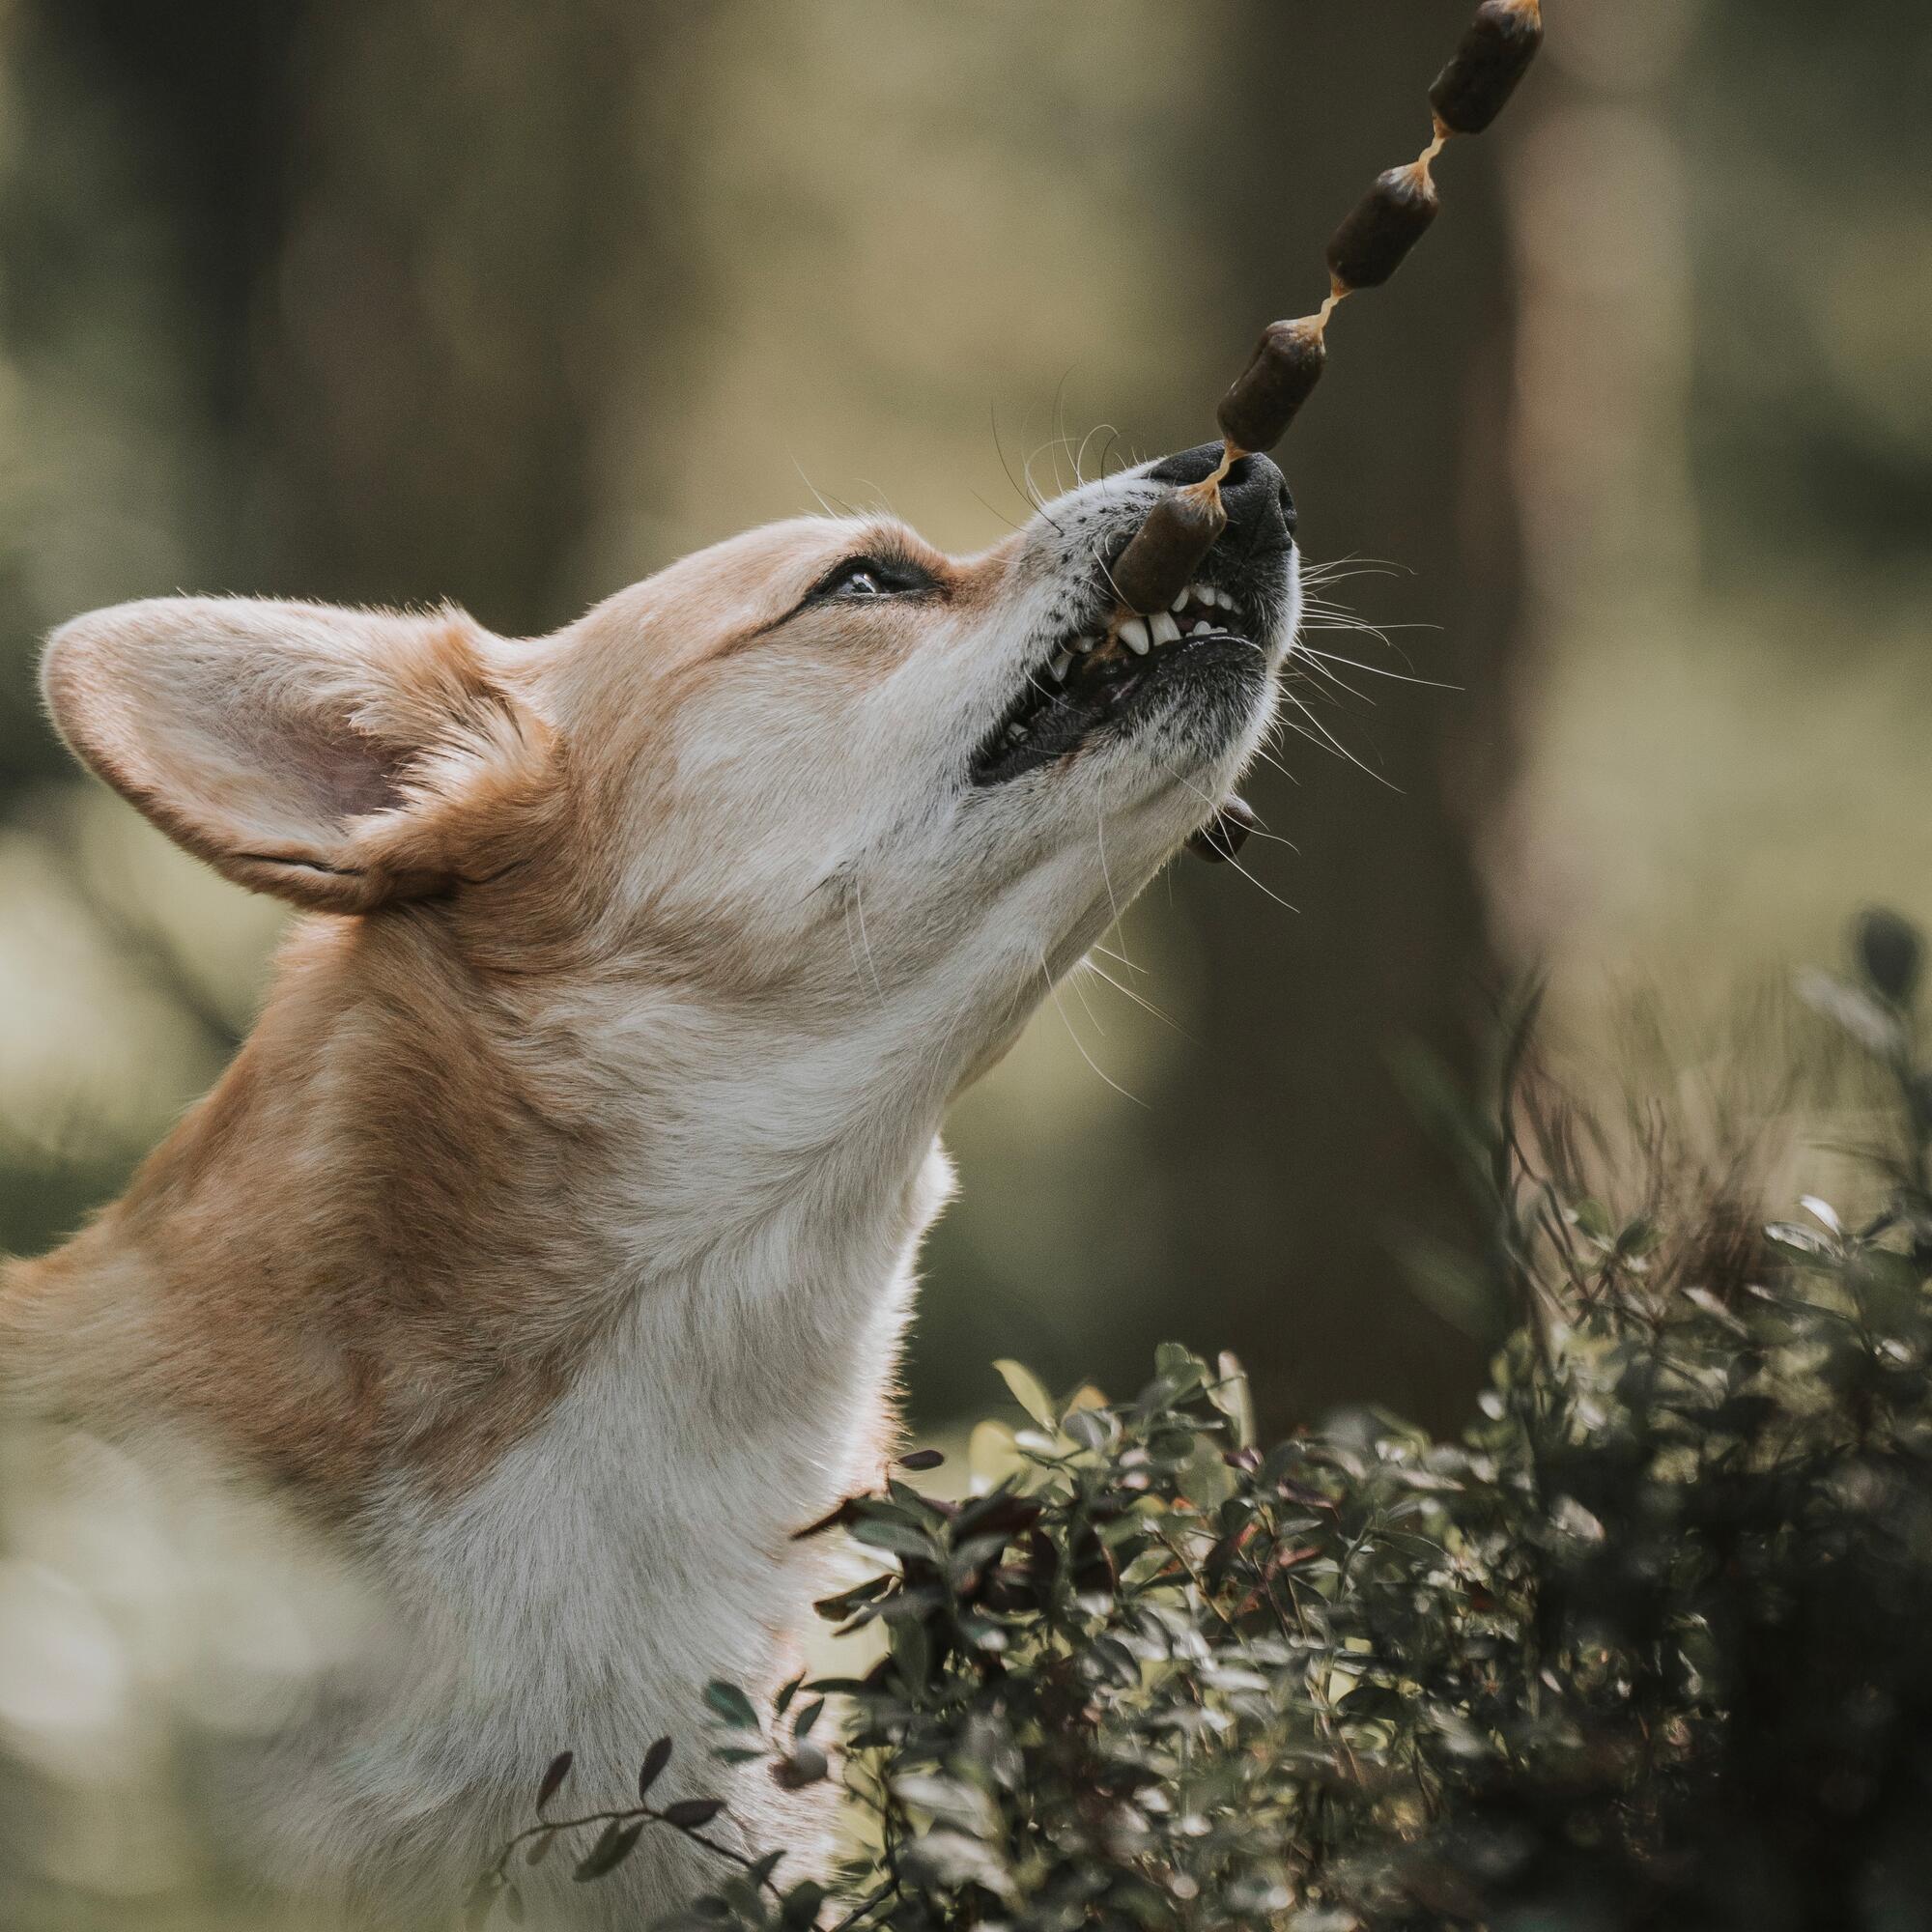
[43,442,1295,1060]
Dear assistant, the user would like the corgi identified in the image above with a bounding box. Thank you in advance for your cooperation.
[0,441,1297,1925]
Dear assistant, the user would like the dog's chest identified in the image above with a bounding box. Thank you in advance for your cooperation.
[340,1151,950,1835]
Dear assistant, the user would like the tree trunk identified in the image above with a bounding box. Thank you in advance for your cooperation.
[1134,0,1529,1433]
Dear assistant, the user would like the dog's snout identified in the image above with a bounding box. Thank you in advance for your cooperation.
[1146,440,1296,546]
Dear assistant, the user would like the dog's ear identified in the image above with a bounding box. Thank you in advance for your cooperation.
[41,596,557,914]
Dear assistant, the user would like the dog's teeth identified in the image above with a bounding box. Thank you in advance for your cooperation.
[1170,588,1189,612]
[1150,612,1181,646]
[1119,616,1151,655]
[1048,649,1072,682]
[1213,588,1236,610]
[1074,634,1099,654]
[1191,619,1213,636]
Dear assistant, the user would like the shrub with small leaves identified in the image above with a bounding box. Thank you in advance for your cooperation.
[486,910,1932,1931]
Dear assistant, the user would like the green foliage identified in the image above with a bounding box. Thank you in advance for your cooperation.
[494,912,1932,1930]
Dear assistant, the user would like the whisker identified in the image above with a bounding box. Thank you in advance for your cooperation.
[969,490,1028,536]
[1292,640,1460,693]
[1038,948,1147,1107]
[1275,686,1404,792]
[849,880,888,1003]
[1160,764,1304,915]
[992,402,1061,532]
[1065,953,1108,1036]
[1091,939,1150,977]
[1095,795,1127,941]
[1078,954,1192,1039]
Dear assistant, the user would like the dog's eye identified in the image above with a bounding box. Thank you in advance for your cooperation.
[810,554,932,605]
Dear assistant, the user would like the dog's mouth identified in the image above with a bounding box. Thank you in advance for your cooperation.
[969,577,1268,788]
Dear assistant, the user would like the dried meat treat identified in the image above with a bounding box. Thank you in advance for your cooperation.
[1430,0,1545,135]
[1327,158,1440,293]
[1217,316,1329,456]
[1110,483,1229,615]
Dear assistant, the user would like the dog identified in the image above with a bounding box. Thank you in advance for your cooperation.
[0,440,1296,1925]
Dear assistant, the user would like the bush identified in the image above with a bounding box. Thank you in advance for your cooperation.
[476,911,1932,1932]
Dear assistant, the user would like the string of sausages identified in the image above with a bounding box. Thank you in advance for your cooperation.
[1111,0,1546,625]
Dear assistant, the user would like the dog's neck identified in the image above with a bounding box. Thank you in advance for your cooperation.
[13,907,963,1526]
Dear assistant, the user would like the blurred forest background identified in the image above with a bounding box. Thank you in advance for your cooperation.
[0,0,1927,1439]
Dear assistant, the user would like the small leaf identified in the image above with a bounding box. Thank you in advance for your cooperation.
[1154,1341,1208,1397]
[781,1880,829,1929]
[463,1874,501,1930]
[703,1679,760,1730]
[1797,968,1907,1059]
[747,1850,787,1888]
[1571,1198,1612,1241]
[792,1696,826,1740]
[639,1736,673,1797]
[1550,1494,1606,1545]
[773,1673,804,1718]
[1767,1221,1836,1264]
[573,1821,644,1882]
[524,1830,558,1868]
[789,1495,865,1541]
[1801,1195,1843,1237]
[536,1750,574,1815]
[812,1575,894,1621]
[1064,1406,1110,1453]
[1683,1287,1749,1338]
[848,1517,936,1560]
[662,1797,726,1830]
[1857,907,1923,1006]
[966,1420,1021,1491]
[899,1447,946,1470]
[502,1885,526,1926]
[992,1358,1057,1430]
[1209,1350,1259,1451]
[772,1740,830,1789]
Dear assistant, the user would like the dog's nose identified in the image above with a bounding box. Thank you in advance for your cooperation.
[1146,441,1296,547]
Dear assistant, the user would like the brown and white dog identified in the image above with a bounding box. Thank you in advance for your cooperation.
[0,442,1296,1924]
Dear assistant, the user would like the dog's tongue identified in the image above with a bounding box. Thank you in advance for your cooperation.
[1186,795,1258,865]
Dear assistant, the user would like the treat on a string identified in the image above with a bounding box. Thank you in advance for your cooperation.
[1217,317,1328,460]
[1154,0,1542,490]
[1430,0,1546,135]
[1326,156,1442,294]
[1110,479,1229,615]
[1151,0,1544,861]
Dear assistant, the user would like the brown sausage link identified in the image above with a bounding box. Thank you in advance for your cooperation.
[1110,482,1229,615]
[1326,157,1440,293]
[1217,316,1329,456]
[1430,0,1545,136]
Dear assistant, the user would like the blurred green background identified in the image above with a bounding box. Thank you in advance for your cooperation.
[0,0,1927,1442]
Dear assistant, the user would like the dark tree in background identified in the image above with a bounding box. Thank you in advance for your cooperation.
[1175,1,1524,1432]
[918,1,1523,1435]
